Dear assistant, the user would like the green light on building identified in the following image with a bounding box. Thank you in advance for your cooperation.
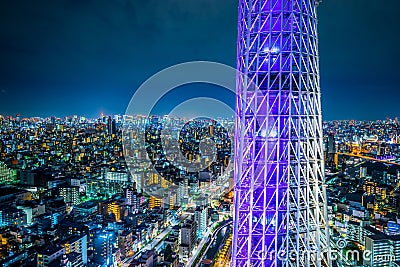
[0,162,17,184]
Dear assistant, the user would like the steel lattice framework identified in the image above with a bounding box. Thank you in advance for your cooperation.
[233,0,330,266]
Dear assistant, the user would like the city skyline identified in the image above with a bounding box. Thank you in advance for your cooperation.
[0,0,399,120]
[1,1,400,267]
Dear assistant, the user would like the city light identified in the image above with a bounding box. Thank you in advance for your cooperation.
[0,1,397,267]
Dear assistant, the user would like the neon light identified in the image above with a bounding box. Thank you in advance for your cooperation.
[233,1,330,266]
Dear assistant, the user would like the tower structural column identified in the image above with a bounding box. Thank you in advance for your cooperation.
[233,0,330,266]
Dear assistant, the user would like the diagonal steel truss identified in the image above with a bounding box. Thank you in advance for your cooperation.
[233,0,330,266]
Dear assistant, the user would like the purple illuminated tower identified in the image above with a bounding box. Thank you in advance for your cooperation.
[233,0,330,266]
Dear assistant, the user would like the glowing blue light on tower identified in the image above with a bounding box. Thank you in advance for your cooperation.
[233,0,330,266]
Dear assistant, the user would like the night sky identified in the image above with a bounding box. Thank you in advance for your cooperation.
[0,0,398,120]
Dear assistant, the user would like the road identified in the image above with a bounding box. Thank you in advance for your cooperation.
[122,214,189,266]
[199,222,231,267]
[186,219,232,267]
[185,222,217,267]
[338,152,400,166]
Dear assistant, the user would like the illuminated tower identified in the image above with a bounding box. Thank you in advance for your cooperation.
[233,1,330,266]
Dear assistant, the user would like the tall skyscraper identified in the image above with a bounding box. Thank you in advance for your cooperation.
[233,1,329,266]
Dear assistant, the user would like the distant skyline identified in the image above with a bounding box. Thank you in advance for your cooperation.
[2,113,400,123]
[0,0,399,120]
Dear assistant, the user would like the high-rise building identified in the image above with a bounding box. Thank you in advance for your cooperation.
[93,230,116,266]
[179,219,197,261]
[325,132,337,170]
[125,187,141,212]
[73,201,98,217]
[177,177,189,206]
[0,162,16,184]
[194,206,208,237]
[364,234,395,267]
[0,206,27,227]
[326,133,336,155]
[59,252,84,267]
[149,196,162,210]
[233,0,329,266]
[107,116,117,135]
[107,200,126,222]
[132,173,145,193]
[61,235,88,265]
[125,187,135,206]
[37,246,65,267]
[117,230,134,259]
[59,186,80,205]
[163,190,177,210]
[105,171,130,183]
[360,166,368,178]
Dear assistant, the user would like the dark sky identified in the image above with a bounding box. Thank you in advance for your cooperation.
[0,0,398,120]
